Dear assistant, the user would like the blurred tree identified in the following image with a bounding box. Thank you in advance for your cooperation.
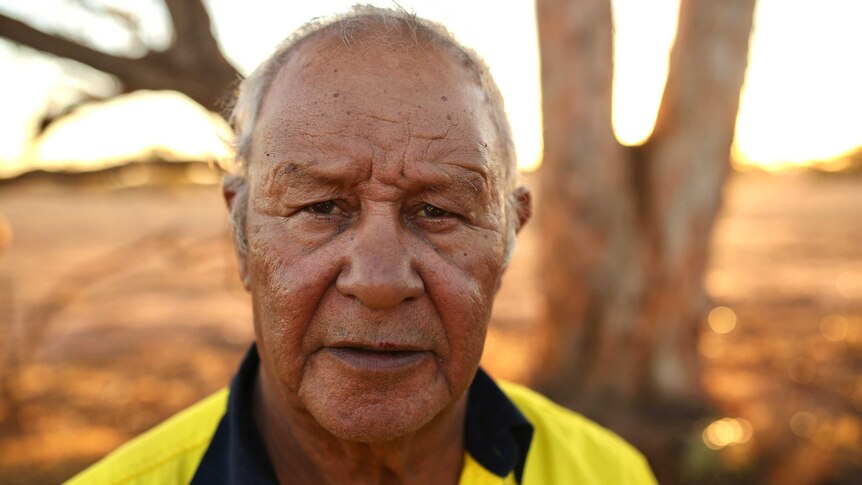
[0,0,238,437]
[0,0,238,113]
[535,0,756,480]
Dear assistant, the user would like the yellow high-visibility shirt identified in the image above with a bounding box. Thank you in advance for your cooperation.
[67,347,656,484]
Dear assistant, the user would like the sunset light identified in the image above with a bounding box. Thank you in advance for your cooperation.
[0,0,860,175]
[3,91,232,178]
[2,2,861,483]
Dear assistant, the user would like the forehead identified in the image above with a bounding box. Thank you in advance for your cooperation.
[248,28,501,183]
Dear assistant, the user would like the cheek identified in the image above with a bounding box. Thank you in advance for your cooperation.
[247,222,343,386]
[419,229,508,375]
[435,229,508,302]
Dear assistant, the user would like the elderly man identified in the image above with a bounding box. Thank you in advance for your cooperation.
[69,7,656,484]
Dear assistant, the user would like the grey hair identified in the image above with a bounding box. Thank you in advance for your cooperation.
[226,5,519,254]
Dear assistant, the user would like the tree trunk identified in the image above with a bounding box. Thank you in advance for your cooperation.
[535,0,756,480]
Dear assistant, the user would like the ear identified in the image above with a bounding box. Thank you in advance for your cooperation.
[223,174,251,291]
[512,186,531,233]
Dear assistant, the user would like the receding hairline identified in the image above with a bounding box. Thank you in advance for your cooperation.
[254,32,497,152]
[228,6,516,186]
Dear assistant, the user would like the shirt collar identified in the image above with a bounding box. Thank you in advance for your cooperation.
[192,344,533,484]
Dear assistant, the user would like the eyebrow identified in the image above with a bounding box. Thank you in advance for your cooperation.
[260,157,492,204]
[261,158,363,193]
[417,162,489,197]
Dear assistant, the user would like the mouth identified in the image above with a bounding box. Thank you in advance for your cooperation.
[324,344,429,372]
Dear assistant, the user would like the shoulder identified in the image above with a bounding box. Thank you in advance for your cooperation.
[65,388,229,485]
[498,381,657,485]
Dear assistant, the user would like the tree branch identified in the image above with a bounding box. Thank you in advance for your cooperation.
[164,0,224,62]
[0,12,142,81]
[0,3,239,113]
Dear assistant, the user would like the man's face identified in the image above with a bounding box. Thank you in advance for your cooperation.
[236,33,515,443]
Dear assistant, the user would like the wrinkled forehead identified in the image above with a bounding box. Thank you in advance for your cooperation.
[268,23,485,108]
[247,27,504,184]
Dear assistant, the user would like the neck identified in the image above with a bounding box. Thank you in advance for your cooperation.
[253,366,467,485]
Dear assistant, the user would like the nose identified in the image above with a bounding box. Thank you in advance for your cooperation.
[336,213,425,309]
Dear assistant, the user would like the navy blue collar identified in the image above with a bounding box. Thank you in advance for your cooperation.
[192,345,533,484]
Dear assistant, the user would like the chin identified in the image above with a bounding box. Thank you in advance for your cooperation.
[297,366,455,444]
[320,404,436,443]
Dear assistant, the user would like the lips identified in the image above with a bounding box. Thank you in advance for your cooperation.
[323,343,429,372]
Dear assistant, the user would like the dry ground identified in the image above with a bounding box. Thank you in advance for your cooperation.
[0,169,860,483]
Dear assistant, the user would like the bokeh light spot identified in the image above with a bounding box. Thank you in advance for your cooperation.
[790,411,818,438]
[708,306,738,334]
[702,417,754,449]
[820,315,849,342]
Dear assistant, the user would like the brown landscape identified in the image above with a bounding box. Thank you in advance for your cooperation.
[0,166,861,484]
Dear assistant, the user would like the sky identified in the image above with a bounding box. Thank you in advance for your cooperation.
[0,0,860,178]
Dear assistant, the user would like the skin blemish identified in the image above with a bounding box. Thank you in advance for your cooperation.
[346,111,352,116]
[441,96,448,101]
[446,114,452,121]
[333,92,340,98]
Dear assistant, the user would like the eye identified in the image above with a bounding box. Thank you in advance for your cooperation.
[419,204,450,218]
[306,200,340,214]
